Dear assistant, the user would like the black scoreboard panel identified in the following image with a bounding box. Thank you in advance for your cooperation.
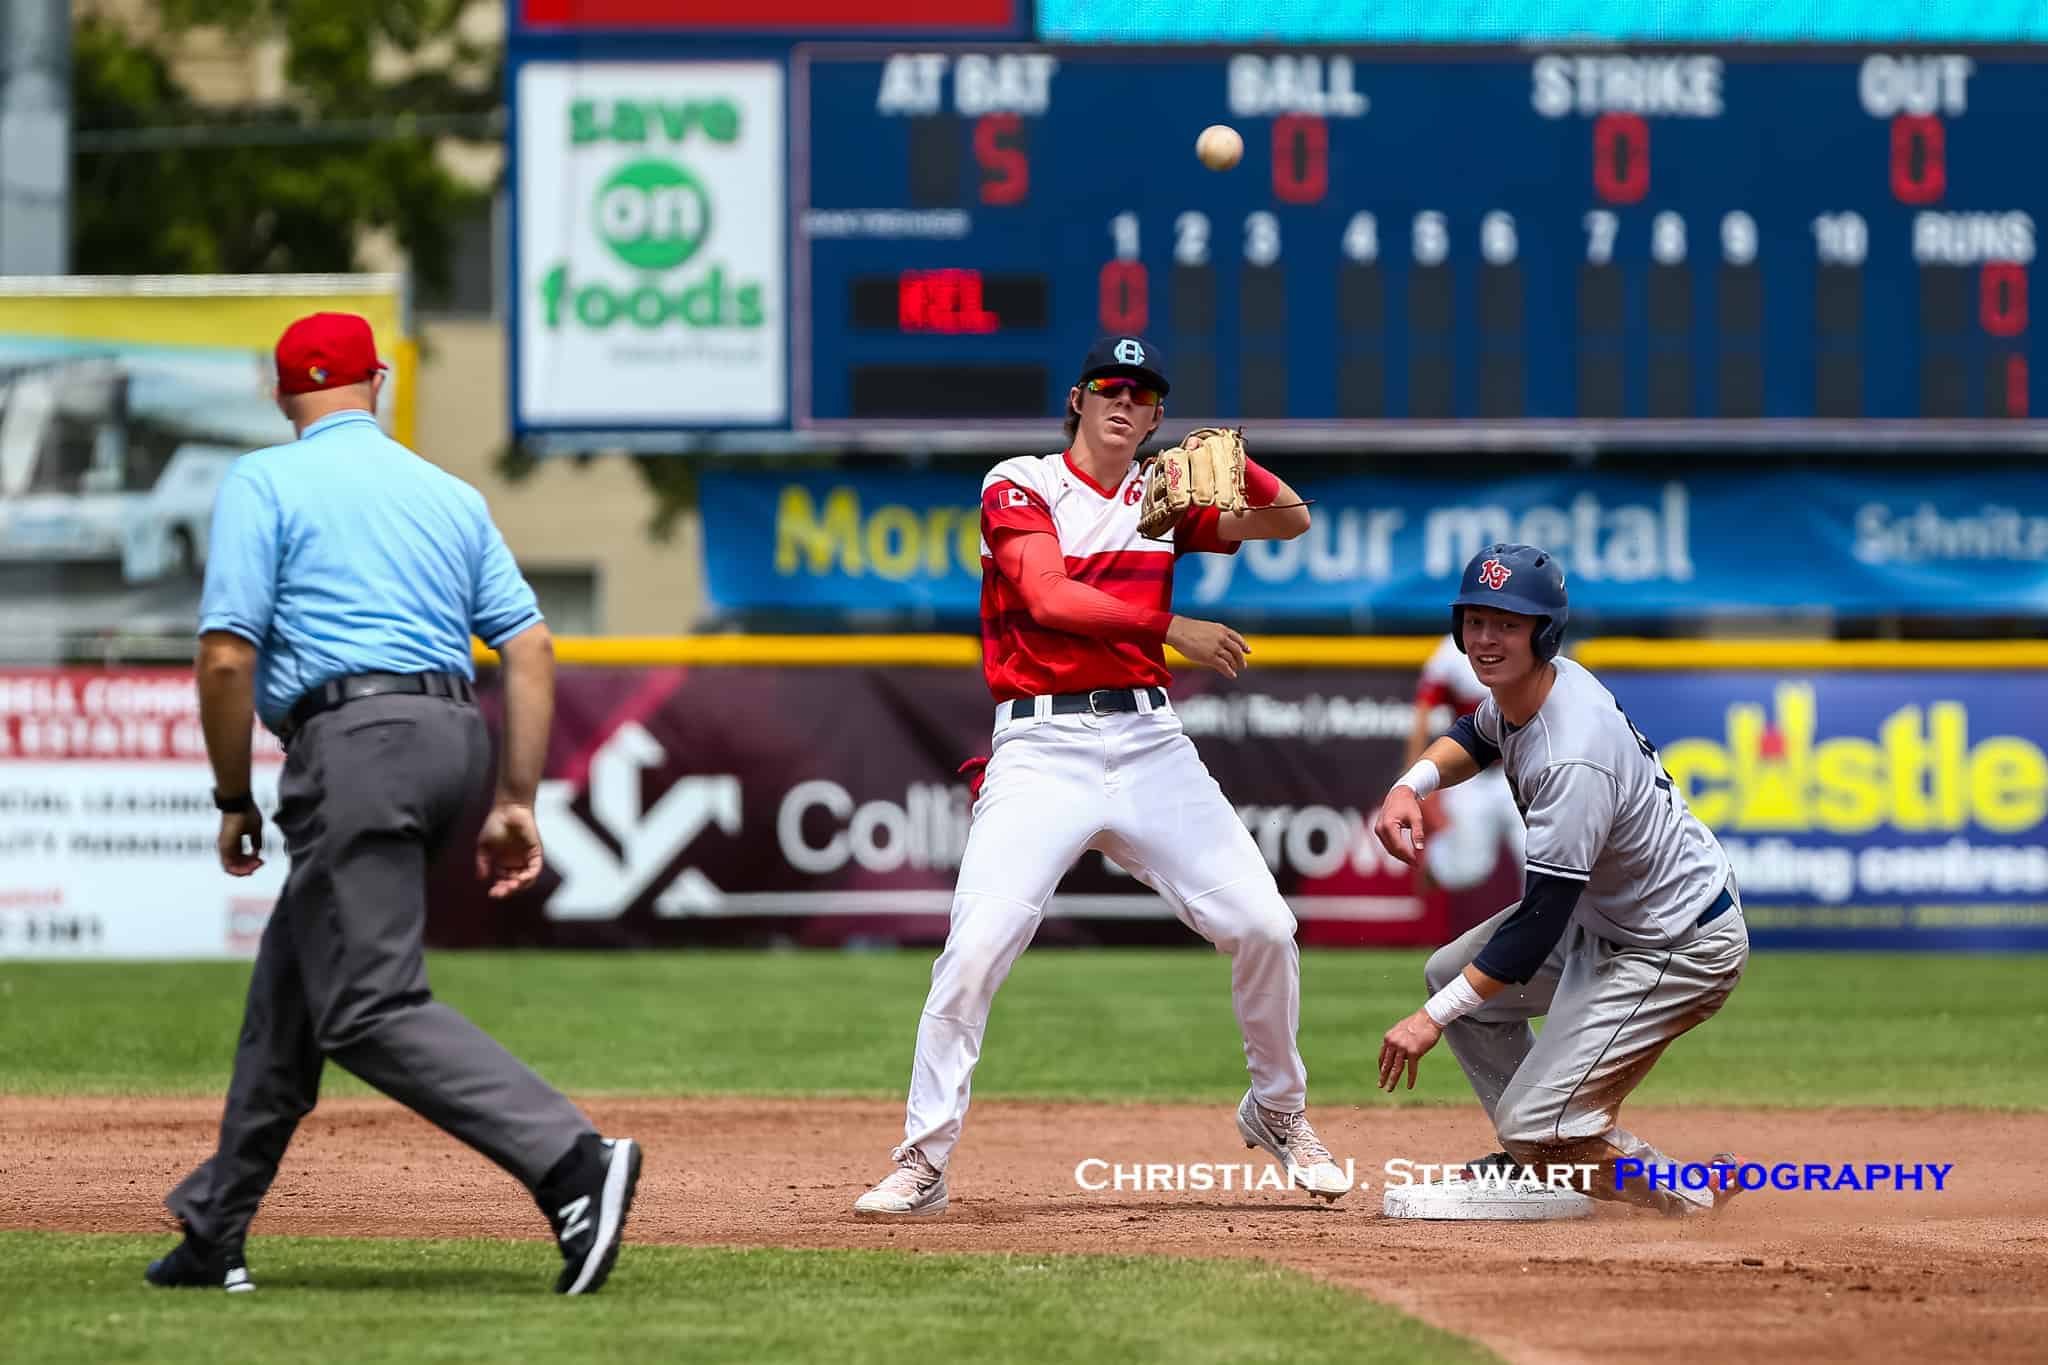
[795,47,2046,442]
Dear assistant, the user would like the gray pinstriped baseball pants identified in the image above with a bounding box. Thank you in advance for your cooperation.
[1424,899,1749,1212]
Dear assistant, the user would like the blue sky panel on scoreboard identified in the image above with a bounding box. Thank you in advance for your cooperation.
[795,48,2045,427]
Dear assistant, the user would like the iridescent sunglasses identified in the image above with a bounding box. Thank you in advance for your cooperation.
[1084,376,1163,406]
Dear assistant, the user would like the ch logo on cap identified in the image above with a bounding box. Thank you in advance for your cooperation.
[1114,339,1146,365]
[1478,559,1513,590]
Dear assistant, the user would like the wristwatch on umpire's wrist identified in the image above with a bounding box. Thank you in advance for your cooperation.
[212,789,258,815]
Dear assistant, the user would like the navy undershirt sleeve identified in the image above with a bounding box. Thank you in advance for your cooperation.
[1445,712,1501,769]
[1471,871,1584,984]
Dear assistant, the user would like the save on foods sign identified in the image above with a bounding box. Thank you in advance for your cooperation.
[515,61,785,428]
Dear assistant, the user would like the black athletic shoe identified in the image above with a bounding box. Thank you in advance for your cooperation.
[1457,1150,1541,1183]
[145,1230,254,1292]
[541,1136,642,1295]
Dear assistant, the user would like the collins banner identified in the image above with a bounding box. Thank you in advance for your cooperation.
[443,663,2044,951]
[424,665,1457,950]
[699,467,2048,622]
[8,664,2041,956]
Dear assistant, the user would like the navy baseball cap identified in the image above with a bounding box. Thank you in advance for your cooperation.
[1451,542,1570,661]
[1078,335,1169,396]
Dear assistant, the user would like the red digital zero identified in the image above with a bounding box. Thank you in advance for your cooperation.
[1980,262,2027,338]
[1890,114,1946,205]
[1593,113,1649,205]
[1272,114,1329,205]
[1098,260,1149,333]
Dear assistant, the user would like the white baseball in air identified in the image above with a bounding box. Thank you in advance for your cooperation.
[1196,124,1244,172]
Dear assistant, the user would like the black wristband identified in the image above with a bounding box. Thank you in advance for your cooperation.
[213,789,257,815]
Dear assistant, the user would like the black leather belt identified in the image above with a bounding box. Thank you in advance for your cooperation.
[285,671,474,738]
[1695,883,1737,930]
[1001,686,1166,724]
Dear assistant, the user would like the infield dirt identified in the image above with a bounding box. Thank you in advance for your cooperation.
[5,1097,2043,1364]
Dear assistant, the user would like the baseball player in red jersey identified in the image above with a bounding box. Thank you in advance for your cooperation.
[855,336,1352,1216]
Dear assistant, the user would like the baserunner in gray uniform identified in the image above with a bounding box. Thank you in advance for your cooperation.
[1374,542,1749,1215]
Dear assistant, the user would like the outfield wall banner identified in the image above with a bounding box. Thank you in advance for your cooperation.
[0,274,412,649]
[513,61,787,430]
[10,665,2043,956]
[699,468,2048,621]
[466,663,2045,950]
[1604,670,2048,950]
[0,668,285,959]
[424,665,1456,949]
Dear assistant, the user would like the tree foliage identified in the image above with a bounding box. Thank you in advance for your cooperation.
[72,0,497,294]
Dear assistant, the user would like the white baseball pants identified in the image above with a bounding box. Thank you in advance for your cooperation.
[896,692,1309,1169]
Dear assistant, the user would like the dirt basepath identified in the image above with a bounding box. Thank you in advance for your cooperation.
[6,1097,2043,1364]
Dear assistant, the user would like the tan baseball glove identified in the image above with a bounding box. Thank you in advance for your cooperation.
[1136,427,1249,539]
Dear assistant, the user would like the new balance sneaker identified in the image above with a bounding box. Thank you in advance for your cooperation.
[540,1135,642,1295]
[853,1146,949,1217]
[145,1228,254,1293]
[1235,1090,1353,1202]
[1706,1151,1746,1214]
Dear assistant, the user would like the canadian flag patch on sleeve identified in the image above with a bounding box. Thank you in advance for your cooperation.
[983,479,1054,536]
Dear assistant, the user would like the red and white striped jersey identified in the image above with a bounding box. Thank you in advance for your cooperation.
[977,449,1238,701]
[1416,633,1488,718]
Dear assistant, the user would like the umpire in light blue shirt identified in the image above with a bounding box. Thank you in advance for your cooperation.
[150,312,641,1296]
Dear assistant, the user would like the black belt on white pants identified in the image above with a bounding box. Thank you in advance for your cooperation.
[997,686,1167,726]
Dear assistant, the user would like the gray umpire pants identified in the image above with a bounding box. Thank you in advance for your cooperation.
[167,693,592,1248]
[1423,896,1749,1212]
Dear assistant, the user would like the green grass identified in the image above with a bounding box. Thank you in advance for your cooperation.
[1,950,2042,1108]
[3,952,2033,1365]
[0,1233,1494,1365]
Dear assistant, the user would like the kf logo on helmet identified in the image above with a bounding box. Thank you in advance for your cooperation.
[1478,558,1512,590]
[1114,338,1146,364]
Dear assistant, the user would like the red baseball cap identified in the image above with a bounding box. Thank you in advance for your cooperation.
[274,312,388,395]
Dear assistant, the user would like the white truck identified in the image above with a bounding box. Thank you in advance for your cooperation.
[0,358,264,583]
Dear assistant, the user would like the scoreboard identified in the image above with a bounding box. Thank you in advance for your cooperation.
[794,47,2048,445]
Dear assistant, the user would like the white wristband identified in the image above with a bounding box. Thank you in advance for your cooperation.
[1423,973,1486,1027]
[1393,758,1442,800]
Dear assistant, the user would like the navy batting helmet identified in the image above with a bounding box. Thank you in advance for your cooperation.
[1451,543,1569,661]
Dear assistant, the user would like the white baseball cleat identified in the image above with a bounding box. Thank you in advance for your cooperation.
[1236,1089,1353,1202]
[853,1145,949,1217]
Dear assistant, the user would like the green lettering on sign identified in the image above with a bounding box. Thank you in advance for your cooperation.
[596,159,711,272]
